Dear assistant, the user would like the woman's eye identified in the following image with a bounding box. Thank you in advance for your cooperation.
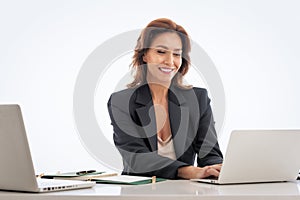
[157,50,166,54]
[173,53,181,57]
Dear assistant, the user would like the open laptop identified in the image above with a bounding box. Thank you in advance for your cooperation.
[191,130,300,184]
[0,104,95,192]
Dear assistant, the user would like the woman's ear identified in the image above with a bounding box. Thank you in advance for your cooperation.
[142,53,147,62]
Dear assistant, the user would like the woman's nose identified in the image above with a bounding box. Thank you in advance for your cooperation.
[164,52,174,66]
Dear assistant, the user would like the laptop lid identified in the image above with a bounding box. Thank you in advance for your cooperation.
[192,130,300,184]
[0,104,95,192]
[0,104,39,191]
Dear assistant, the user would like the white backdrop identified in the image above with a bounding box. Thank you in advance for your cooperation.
[1,0,299,173]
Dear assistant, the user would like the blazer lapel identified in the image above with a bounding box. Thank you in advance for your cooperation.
[168,88,189,158]
[135,85,157,151]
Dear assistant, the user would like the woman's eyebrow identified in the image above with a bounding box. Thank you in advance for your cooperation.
[154,45,182,51]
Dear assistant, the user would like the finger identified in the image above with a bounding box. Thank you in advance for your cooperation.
[210,164,222,172]
[206,168,220,178]
[196,166,211,178]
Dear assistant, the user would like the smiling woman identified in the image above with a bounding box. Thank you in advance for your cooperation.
[107,18,223,179]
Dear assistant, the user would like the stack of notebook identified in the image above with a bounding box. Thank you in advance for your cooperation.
[42,171,166,185]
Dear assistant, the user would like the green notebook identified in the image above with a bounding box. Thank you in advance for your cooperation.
[41,171,113,179]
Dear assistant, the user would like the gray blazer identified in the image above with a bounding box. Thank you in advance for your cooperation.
[107,83,223,179]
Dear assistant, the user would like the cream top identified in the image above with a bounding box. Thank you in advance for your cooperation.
[157,135,176,160]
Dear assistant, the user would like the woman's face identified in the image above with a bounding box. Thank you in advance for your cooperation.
[143,32,182,86]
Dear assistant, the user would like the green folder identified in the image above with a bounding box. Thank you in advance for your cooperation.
[93,176,166,185]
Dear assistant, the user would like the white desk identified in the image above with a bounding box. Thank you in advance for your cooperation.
[0,180,299,200]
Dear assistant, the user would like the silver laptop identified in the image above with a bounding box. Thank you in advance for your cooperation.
[0,104,95,192]
[191,130,300,184]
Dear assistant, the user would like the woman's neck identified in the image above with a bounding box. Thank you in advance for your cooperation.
[148,83,169,102]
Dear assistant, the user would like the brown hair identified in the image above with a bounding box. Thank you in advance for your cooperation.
[127,18,192,89]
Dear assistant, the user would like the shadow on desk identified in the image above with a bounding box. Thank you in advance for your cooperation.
[120,180,219,195]
[189,181,300,196]
[118,180,300,196]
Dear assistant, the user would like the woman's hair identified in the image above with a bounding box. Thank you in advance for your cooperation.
[127,18,192,89]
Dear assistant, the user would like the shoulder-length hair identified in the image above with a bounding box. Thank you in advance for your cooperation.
[127,18,192,89]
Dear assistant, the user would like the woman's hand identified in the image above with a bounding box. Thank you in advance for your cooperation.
[177,164,222,179]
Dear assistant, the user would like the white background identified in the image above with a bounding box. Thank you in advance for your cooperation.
[0,0,299,173]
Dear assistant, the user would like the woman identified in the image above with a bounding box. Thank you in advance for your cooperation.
[108,18,223,179]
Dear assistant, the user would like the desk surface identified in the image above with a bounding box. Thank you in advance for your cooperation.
[0,180,299,200]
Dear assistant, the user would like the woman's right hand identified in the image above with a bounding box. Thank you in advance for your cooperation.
[177,164,222,179]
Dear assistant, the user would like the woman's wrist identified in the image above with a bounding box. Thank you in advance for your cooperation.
[177,166,196,179]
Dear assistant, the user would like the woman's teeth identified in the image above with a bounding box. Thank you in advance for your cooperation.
[159,67,173,73]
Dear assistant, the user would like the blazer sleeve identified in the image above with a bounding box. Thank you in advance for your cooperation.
[107,95,189,179]
[193,88,223,167]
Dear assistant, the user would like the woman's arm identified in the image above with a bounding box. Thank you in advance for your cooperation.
[193,88,223,167]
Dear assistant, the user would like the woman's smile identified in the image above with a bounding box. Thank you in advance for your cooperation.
[158,66,176,74]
